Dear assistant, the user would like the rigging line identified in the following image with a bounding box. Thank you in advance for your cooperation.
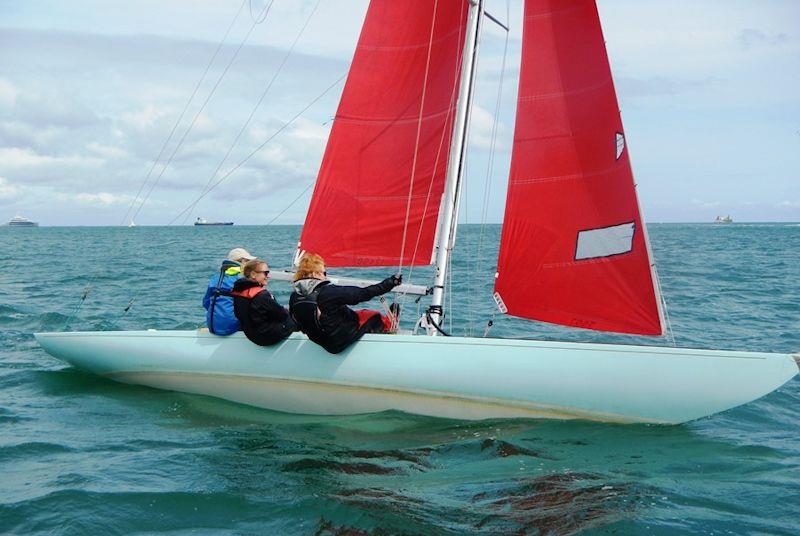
[469,14,509,334]
[65,0,254,328]
[182,0,322,224]
[130,0,275,223]
[120,0,248,226]
[264,181,314,226]
[397,0,440,277]
[63,284,92,331]
[168,73,347,224]
[405,0,467,287]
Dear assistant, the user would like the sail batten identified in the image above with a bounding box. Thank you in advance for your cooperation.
[494,0,663,336]
[298,1,469,268]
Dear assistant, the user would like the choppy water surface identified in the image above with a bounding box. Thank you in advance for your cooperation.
[1,224,798,535]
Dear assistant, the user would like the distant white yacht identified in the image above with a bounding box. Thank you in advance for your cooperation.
[7,215,39,227]
[714,215,733,224]
[128,220,136,228]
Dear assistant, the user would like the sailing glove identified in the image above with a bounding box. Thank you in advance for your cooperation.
[389,274,402,287]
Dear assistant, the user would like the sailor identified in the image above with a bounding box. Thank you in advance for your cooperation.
[202,247,255,335]
[289,253,401,354]
[230,259,295,345]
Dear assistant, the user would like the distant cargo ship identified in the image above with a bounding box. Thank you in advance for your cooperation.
[194,217,233,226]
[714,215,733,224]
[6,216,39,227]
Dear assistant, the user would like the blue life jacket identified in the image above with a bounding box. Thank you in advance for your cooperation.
[202,261,242,335]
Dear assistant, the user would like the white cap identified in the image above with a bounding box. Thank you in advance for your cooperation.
[227,248,255,262]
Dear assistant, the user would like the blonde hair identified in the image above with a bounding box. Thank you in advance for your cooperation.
[293,253,325,281]
[242,259,267,279]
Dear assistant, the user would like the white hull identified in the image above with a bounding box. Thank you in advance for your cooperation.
[35,331,798,424]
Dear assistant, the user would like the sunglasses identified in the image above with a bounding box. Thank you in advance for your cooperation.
[256,270,270,275]
[323,271,327,276]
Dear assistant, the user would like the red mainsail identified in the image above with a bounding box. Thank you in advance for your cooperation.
[297,0,468,267]
[494,0,664,336]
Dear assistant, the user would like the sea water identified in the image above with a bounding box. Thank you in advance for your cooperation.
[0,224,798,535]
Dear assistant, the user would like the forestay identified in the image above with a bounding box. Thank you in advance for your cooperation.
[494,0,664,336]
[297,0,469,267]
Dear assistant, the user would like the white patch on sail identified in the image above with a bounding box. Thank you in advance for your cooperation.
[575,222,635,260]
[493,292,508,314]
[615,132,625,160]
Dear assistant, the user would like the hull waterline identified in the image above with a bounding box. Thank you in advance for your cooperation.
[34,331,798,424]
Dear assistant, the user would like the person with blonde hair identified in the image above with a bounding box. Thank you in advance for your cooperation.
[230,259,295,345]
[289,253,401,354]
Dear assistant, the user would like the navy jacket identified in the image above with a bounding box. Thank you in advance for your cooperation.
[289,277,396,354]
[231,279,294,346]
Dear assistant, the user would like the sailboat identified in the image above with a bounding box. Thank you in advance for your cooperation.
[36,0,798,424]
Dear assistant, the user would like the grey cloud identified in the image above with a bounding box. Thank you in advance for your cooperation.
[737,28,789,49]
[11,92,103,129]
[208,165,311,202]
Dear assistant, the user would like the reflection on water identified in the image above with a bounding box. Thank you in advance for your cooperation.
[473,473,639,535]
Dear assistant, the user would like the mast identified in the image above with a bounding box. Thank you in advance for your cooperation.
[425,0,484,334]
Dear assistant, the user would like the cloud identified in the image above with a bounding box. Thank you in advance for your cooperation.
[0,121,59,150]
[690,198,721,209]
[0,147,104,172]
[0,177,21,200]
[86,142,129,159]
[468,104,505,151]
[616,76,714,99]
[178,118,330,203]
[72,192,138,207]
[72,192,135,206]
[0,79,19,107]
[120,104,171,130]
[738,29,789,49]
[0,26,346,206]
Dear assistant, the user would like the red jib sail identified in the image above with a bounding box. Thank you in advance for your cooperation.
[494,0,664,336]
[297,0,468,267]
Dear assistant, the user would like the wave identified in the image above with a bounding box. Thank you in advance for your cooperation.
[0,489,256,534]
[0,442,74,460]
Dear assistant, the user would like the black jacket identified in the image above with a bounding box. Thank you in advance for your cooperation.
[289,276,396,354]
[231,279,294,346]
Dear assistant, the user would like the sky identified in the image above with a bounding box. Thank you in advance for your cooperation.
[0,0,798,225]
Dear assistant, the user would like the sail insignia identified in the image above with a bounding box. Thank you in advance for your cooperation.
[615,132,625,160]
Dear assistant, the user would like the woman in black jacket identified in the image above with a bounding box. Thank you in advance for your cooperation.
[231,259,295,346]
[289,253,401,354]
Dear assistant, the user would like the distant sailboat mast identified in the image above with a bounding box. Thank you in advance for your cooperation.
[427,0,484,334]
